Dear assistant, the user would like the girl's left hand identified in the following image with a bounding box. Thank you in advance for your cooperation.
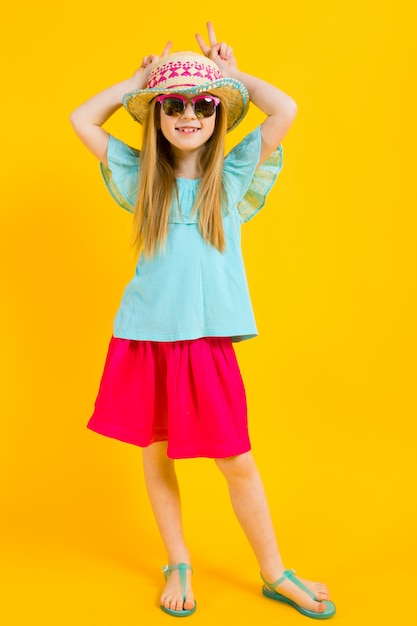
[195,22,238,76]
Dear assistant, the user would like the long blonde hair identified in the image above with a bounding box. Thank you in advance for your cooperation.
[132,98,228,258]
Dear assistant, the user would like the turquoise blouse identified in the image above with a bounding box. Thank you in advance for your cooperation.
[101,126,283,342]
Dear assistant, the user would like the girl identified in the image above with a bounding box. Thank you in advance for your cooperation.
[70,21,335,620]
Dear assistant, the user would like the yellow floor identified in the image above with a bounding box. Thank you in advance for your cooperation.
[1,427,416,626]
[1,515,415,626]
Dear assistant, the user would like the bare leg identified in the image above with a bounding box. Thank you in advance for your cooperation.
[142,442,195,613]
[215,451,331,614]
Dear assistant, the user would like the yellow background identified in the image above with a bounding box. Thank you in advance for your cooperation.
[1,2,416,624]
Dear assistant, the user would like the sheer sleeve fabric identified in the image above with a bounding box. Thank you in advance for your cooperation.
[99,135,140,213]
[223,126,283,222]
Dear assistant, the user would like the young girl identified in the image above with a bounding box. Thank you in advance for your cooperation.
[71,21,335,620]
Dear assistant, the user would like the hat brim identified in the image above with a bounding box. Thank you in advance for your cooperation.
[122,78,250,133]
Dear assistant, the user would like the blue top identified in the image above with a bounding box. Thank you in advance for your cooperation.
[100,126,283,342]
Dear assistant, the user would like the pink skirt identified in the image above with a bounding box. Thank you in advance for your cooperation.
[87,336,251,459]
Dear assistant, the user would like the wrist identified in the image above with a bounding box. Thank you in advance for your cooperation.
[228,68,247,83]
[126,70,146,91]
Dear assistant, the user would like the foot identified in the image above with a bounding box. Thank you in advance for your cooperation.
[160,564,196,614]
[262,568,331,615]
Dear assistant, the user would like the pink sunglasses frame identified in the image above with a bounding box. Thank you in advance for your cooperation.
[155,94,221,117]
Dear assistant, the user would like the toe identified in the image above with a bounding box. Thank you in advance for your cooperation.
[313,601,326,613]
[184,599,195,611]
[162,596,173,610]
[314,587,330,601]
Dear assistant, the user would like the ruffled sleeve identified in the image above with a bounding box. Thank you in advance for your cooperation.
[237,143,283,222]
[99,135,140,213]
[223,127,262,209]
[223,126,284,223]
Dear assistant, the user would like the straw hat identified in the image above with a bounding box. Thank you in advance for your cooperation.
[122,51,250,132]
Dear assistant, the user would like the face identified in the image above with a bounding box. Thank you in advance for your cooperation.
[157,93,217,154]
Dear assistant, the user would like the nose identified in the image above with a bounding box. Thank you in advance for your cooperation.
[180,101,196,119]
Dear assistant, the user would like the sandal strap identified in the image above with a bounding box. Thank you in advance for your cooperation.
[162,563,193,602]
[261,568,318,601]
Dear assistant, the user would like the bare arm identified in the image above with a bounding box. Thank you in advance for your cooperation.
[70,75,143,166]
[223,69,297,163]
[70,45,172,166]
[196,22,297,165]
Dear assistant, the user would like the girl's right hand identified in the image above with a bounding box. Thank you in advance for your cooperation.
[70,41,173,166]
[133,42,173,86]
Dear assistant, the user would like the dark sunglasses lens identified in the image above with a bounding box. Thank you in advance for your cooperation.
[162,98,185,116]
[194,97,216,117]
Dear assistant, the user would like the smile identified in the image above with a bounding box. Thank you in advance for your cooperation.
[176,127,200,133]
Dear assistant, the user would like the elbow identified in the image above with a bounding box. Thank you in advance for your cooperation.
[69,107,91,139]
[286,97,298,123]
[280,97,298,134]
[69,108,82,131]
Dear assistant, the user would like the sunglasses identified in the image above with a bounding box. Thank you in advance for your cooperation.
[156,94,220,118]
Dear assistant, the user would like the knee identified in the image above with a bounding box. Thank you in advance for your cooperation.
[142,442,175,478]
[215,451,257,482]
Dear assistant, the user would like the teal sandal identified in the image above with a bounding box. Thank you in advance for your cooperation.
[161,563,196,617]
[261,569,336,620]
